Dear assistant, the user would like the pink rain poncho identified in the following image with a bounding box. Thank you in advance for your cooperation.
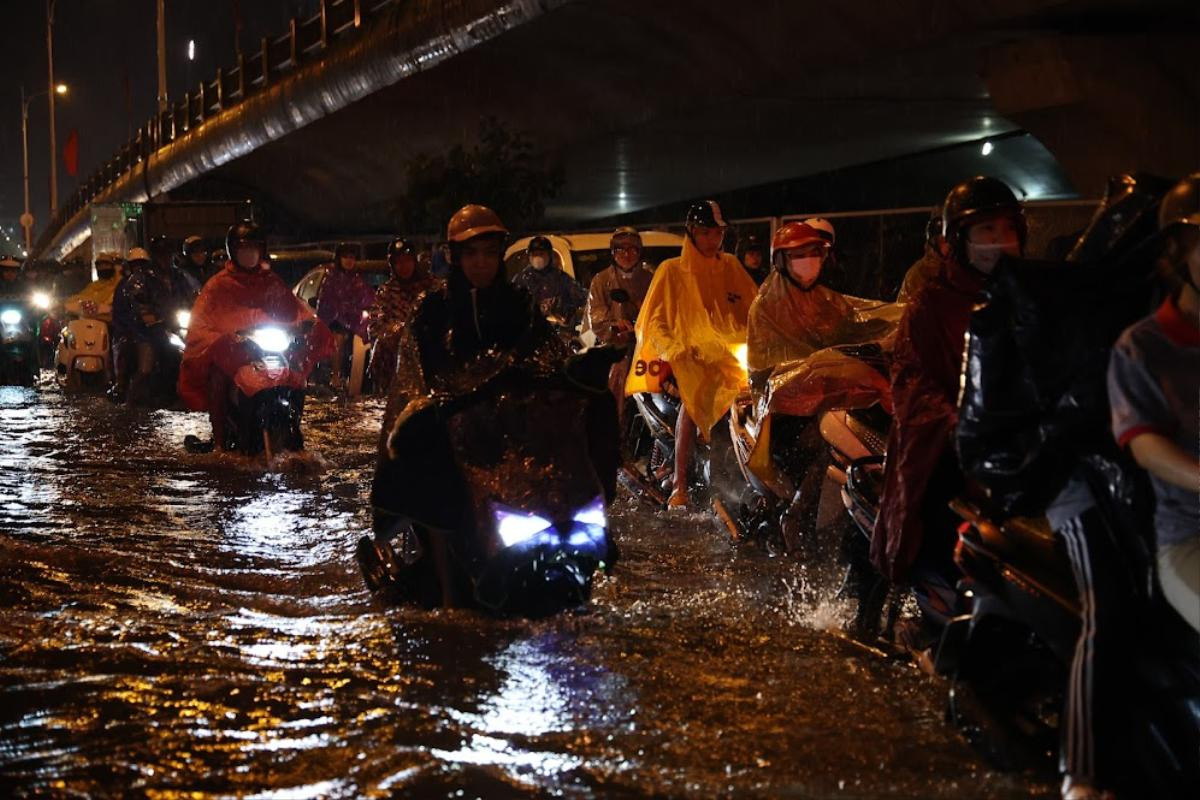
[178,262,330,412]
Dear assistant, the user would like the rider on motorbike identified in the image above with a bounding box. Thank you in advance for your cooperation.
[627,200,757,509]
[737,234,770,286]
[177,221,333,452]
[316,241,375,390]
[176,235,215,287]
[366,237,441,395]
[513,235,586,324]
[872,176,1025,584]
[1109,172,1200,633]
[112,245,192,404]
[64,252,122,321]
[584,227,653,426]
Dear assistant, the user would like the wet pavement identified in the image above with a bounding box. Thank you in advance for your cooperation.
[0,379,1053,798]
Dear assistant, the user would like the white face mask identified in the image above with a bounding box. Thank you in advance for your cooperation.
[966,239,1019,274]
[787,256,823,288]
[530,255,549,270]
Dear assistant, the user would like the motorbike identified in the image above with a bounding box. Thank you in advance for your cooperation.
[54,316,112,393]
[32,290,62,370]
[0,303,39,387]
[185,323,311,458]
[950,471,1200,791]
[730,342,892,556]
[358,344,620,617]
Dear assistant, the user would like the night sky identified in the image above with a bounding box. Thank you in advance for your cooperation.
[1,0,320,254]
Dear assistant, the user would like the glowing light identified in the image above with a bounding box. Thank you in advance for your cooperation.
[187,40,195,61]
[732,343,749,375]
[54,83,68,95]
[981,140,994,156]
[31,291,52,310]
[492,504,552,547]
[1,310,22,325]
[251,327,290,353]
[572,497,606,528]
[176,310,191,330]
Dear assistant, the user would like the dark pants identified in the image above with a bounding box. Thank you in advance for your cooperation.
[1056,507,1131,786]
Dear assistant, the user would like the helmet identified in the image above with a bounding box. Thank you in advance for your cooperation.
[737,233,766,259]
[1,255,21,269]
[942,176,1025,259]
[1159,172,1200,230]
[149,234,171,259]
[386,237,416,262]
[802,218,835,245]
[226,220,266,261]
[770,222,826,260]
[182,235,205,255]
[528,235,553,253]
[611,226,643,249]
[686,200,729,229]
[446,204,508,243]
[126,247,151,263]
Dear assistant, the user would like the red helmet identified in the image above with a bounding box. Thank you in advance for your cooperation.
[770,222,826,259]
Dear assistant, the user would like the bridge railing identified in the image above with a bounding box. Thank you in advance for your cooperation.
[40,0,400,255]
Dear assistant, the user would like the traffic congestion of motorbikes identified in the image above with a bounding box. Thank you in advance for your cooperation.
[1,170,1197,800]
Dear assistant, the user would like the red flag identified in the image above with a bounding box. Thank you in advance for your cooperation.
[63,129,79,178]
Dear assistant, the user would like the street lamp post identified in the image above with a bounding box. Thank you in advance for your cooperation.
[19,83,68,254]
[47,0,59,219]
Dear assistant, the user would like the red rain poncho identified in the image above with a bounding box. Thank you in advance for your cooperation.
[178,262,326,412]
[871,259,986,583]
[316,264,376,338]
[625,236,757,435]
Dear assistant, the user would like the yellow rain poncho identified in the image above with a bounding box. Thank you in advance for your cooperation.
[625,236,757,435]
[64,273,123,321]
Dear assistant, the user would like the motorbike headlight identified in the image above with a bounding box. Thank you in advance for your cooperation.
[251,326,291,354]
[31,292,51,311]
[572,496,607,529]
[491,502,553,548]
[732,343,749,376]
[175,310,191,330]
[168,332,186,350]
[0,309,22,325]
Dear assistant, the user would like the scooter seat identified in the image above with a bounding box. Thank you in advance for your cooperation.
[958,512,1079,616]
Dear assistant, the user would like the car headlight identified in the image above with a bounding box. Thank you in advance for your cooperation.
[251,326,290,353]
[31,292,51,311]
[0,309,22,325]
[175,310,191,330]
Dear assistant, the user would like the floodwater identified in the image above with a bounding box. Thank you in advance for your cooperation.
[0,379,1051,798]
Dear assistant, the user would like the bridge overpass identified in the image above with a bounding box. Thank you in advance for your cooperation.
[36,0,1200,261]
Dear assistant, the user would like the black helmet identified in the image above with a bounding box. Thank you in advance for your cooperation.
[149,233,172,260]
[686,200,729,229]
[334,241,360,259]
[737,233,766,259]
[1159,172,1200,231]
[386,237,416,263]
[941,176,1025,260]
[182,235,206,256]
[527,235,552,253]
[226,220,266,260]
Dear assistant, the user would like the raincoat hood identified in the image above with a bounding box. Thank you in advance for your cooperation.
[625,236,757,435]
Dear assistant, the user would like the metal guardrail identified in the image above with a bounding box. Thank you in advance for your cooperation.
[38,0,399,255]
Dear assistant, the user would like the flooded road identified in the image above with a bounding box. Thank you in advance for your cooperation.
[0,380,1051,798]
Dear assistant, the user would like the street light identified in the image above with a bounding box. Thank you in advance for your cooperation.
[19,82,70,252]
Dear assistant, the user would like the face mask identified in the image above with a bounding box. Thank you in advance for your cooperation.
[966,239,1018,274]
[530,255,549,270]
[787,256,823,288]
[235,247,261,270]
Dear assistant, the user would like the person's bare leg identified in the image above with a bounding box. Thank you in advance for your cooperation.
[670,406,696,507]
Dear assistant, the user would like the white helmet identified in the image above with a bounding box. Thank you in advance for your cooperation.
[802,217,835,245]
